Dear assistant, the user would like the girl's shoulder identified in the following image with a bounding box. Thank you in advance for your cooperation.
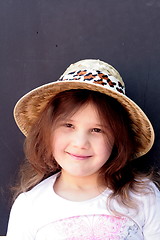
[132,179,160,206]
[136,180,160,238]
[15,173,59,204]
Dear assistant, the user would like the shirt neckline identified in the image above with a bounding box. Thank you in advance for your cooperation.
[50,172,110,205]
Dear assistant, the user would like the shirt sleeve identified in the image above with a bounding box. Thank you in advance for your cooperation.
[143,183,160,240]
[7,193,35,240]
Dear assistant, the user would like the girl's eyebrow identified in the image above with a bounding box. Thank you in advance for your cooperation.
[95,124,106,127]
[62,119,107,128]
[93,124,109,129]
[61,118,74,122]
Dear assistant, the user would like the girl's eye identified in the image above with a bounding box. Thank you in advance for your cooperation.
[92,128,103,133]
[64,123,74,128]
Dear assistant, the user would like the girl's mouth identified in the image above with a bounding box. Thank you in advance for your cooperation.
[66,152,92,160]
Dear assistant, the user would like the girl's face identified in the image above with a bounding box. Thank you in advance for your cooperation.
[51,103,114,178]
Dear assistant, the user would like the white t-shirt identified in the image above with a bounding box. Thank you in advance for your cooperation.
[7,173,160,240]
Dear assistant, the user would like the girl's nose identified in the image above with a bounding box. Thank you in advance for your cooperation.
[72,131,90,149]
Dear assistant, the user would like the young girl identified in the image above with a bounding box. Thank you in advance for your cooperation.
[7,59,160,239]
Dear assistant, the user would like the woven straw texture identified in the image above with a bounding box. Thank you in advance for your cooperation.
[14,59,154,159]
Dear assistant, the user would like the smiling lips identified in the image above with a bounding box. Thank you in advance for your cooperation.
[66,152,92,160]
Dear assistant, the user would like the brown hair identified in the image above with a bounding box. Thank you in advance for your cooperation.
[13,89,156,208]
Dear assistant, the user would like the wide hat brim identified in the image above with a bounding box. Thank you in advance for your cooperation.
[14,79,154,159]
[14,59,155,159]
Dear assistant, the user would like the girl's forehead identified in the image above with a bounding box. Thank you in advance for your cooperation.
[55,100,109,128]
[64,103,105,126]
[69,103,99,117]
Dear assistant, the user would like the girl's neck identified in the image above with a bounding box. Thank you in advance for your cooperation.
[59,171,100,189]
[54,171,106,201]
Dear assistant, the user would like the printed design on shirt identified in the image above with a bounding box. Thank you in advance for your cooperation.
[59,70,125,94]
[36,214,142,240]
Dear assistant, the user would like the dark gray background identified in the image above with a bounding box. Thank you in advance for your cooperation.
[0,0,160,235]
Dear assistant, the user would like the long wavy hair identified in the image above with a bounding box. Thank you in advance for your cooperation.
[13,89,158,209]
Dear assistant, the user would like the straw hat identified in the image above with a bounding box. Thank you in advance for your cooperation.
[14,59,154,158]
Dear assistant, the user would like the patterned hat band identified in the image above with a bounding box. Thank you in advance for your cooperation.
[59,69,125,95]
